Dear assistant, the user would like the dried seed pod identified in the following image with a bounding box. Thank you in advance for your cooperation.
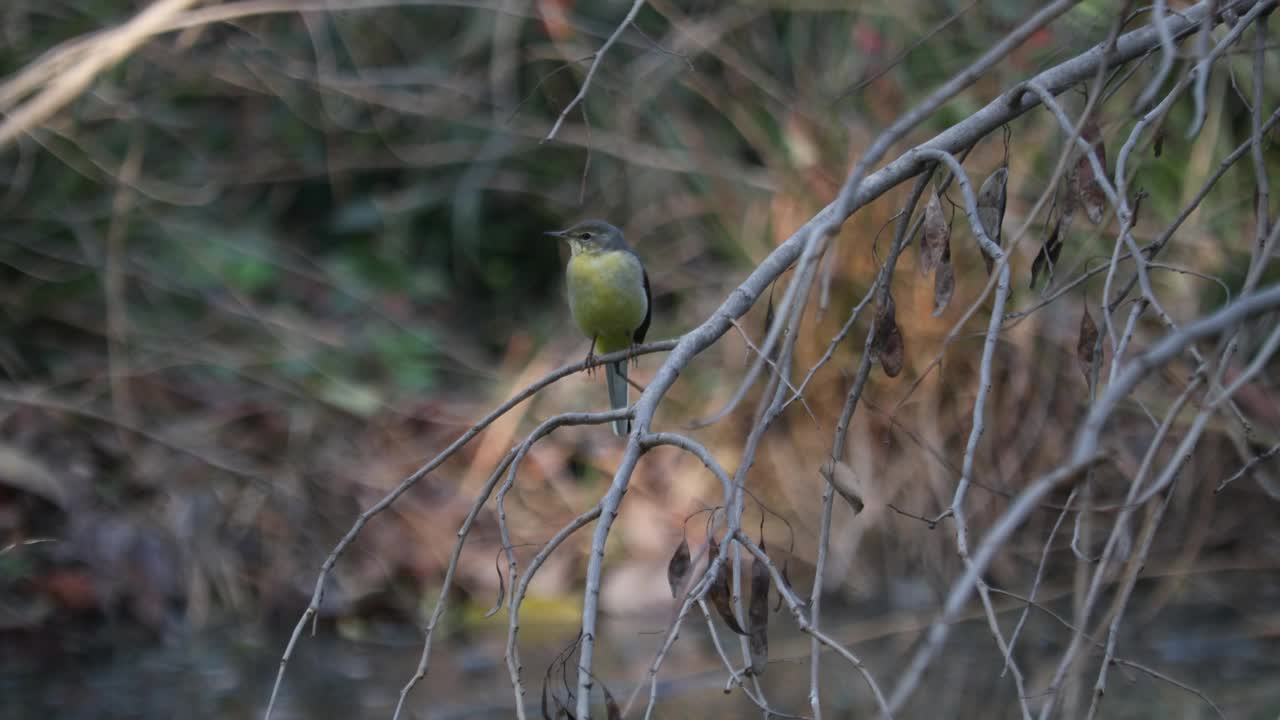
[666,538,691,598]
[872,290,897,346]
[872,291,905,377]
[602,681,621,720]
[763,288,775,338]
[774,561,789,613]
[976,166,1009,274]
[920,186,950,276]
[821,459,865,514]
[748,552,770,676]
[1071,119,1108,224]
[932,259,955,317]
[542,673,552,720]
[880,323,904,377]
[707,537,747,635]
[1030,209,1073,289]
[1077,306,1099,382]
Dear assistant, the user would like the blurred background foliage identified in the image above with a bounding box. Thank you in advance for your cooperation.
[2,1,1280,717]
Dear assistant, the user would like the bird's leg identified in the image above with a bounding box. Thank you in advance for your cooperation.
[583,336,598,376]
[630,340,640,369]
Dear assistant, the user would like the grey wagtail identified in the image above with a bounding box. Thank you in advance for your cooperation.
[545,220,651,436]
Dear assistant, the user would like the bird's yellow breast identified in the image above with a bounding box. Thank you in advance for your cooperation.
[566,250,647,354]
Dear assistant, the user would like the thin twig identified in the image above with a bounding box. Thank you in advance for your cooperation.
[543,0,648,143]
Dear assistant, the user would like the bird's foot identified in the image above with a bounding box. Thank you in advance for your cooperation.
[583,343,598,376]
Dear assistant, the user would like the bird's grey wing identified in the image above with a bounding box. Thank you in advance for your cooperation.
[634,267,652,345]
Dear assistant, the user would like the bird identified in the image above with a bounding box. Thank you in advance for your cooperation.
[545,219,651,436]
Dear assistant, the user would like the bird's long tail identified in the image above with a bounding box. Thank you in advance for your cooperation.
[606,360,629,436]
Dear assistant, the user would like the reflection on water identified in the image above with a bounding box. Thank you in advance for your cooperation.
[3,586,1279,719]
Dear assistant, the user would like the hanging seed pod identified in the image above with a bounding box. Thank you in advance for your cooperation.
[872,290,897,347]
[666,538,691,598]
[602,681,621,720]
[748,551,770,676]
[1071,119,1108,224]
[821,460,865,514]
[541,672,552,720]
[976,166,1009,274]
[774,560,790,613]
[880,323,904,377]
[1030,208,1073,289]
[763,287,776,339]
[920,186,950,276]
[707,538,747,635]
[933,258,955,317]
[872,291,905,377]
[1077,306,1099,382]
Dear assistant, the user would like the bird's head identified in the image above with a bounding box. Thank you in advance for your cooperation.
[544,219,626,255]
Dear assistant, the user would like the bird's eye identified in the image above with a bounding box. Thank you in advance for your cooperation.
[580,232,592,240]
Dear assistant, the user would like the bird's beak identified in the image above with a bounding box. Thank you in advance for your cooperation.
[543,229,568,239]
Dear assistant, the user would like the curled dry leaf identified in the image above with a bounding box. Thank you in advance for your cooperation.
[920,186,950,276]
[821,459,864,514]
[1071,119,1108,225]
[708,538,747,635]
[976,166,1009,274]
[1030,208,1073,290]
[666,537,691,598]
[932,259,955,317]
[748,552,770,676]
[1077,306,1099,382]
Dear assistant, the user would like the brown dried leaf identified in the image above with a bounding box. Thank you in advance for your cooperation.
[920,186,950,276]
[707,538,747,635]
[976,166,1009,274]
[821,460,864,514]
[932,260,955,317]
[1077,307,1099,382]
[748,553,770,676]
[666,537,691,598]
[1030,209,1073,290]
[1071,119,1108,224]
